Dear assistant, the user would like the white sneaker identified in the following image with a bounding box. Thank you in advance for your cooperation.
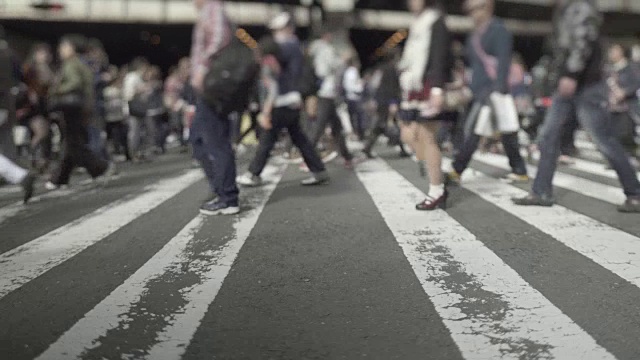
[236,172,262,187]
[321,151,338,164]
[45,181,69,191]
[45,181,58,191]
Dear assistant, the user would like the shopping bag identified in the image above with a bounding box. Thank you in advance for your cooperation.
[489,92,520,133]
[474,105,494,137]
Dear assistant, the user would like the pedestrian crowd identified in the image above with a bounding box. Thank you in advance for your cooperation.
[1,0,640,214]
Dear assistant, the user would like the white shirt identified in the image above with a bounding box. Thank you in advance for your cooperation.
[343,66,363,101]
[310,39,341,99]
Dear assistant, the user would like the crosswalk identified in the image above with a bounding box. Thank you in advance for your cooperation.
[1,145,640,360]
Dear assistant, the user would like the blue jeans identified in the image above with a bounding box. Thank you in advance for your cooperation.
[190,99,239,205]
[87,124,109,161]
[533,82,640,198]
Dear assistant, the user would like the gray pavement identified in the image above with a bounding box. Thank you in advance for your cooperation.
[1,142,639,360]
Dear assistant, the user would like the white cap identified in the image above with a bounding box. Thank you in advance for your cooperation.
[269,12,292,31]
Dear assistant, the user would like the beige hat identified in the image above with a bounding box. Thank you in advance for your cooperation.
[269,12,292,31]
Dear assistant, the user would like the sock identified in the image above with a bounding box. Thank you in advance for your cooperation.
[428,183,445,199]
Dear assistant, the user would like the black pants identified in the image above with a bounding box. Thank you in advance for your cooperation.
[153,116,169,153]
[310,97,353,161]
[560,110,579,156]
[106,120,131,160]
[363,103,402,153]
[612,111,637,156]
[248,107,326,176]
[347,100,365,140]
[53,108,108,185]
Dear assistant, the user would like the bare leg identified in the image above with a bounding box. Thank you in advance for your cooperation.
[400,121,421,160]
[418,121,443,186]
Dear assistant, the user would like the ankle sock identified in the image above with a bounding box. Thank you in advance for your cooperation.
[428,183,445,199]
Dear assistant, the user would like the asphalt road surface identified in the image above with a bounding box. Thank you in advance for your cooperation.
[1,137,640,360]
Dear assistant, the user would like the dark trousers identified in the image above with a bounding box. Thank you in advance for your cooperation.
[347,99,365,140]
[612,111,637,156]
[310,97,353,161]
[454,100,527,175]
[363,103,402,153]
[560,110,579,156]
[249,107,326,176]
[53,108,108,185]
[190,98,239,205]
[153,116,169,153]
[106,121,131,160]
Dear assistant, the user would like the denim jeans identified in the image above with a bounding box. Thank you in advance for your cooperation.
[190,99,239,205]
[87,124,109,161]
[533,82,640,198]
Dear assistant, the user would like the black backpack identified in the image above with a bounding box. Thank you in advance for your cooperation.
[298,54,320,99]
[202,38,259,115]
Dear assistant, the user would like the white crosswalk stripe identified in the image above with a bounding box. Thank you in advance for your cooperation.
[355,158,615,360]
[37,164,286,360]
[0,170,202,300]
[3,146,640,359]
[454,163,640,291]
[470,152,627,206]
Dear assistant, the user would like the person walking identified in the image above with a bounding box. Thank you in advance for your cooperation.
[189,0,240,215]
[236,14,329,188]
[512,0,640,213]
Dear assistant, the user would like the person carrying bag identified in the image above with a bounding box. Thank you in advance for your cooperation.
[447,0,528,185]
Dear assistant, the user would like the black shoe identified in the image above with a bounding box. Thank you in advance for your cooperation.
[618,197,640,213]
[21,173,36,204]
[301,172,330,186]
[512,194,554,207]
[199,200,240,215]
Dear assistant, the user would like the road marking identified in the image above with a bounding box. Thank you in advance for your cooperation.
[0,185,21,195]
[528,150,625,181]
[355,158,614,360]
[37,164,286,360]
[470,152,626,205]
[0,187,81,225]
[0,177,110,226]
[0,170,203,300]
[451,161,640,292]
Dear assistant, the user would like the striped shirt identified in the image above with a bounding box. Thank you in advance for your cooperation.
[190,0,232,79]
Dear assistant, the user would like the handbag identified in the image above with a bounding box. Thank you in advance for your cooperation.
[444,86,472,111]
[128,94,149,118]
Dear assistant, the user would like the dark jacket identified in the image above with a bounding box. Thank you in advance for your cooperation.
[423,16,452,89]
[611,61,640,101]
[276,37,303,96]
[377,61,401,104]
[549,0,603,89]
[0,39,12,112]
[609,61,640,115]
[466,18,512,96]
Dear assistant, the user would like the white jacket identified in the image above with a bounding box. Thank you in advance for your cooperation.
[310,39,341,99]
